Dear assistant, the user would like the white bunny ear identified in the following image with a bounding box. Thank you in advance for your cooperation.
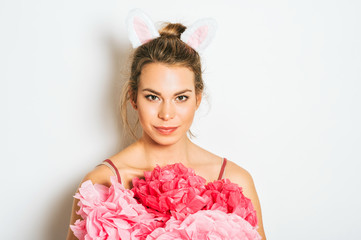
[126,9,160,48]
[181,18,217,52]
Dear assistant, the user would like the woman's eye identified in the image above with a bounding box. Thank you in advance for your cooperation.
[146,95,159,101]
[176,95,189,102]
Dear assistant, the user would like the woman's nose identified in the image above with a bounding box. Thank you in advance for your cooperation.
[158,101,175,121]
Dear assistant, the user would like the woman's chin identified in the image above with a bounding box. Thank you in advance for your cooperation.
[154,135,183,146]
[143,132,187,146]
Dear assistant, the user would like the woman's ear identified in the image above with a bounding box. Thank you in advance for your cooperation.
[129,90,138,110]
[131,100,137,110]
[196,93,202,109]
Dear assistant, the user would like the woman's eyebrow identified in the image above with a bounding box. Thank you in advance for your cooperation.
[174,89,192,95]
[142,88,192,96]
[142,88,160,95]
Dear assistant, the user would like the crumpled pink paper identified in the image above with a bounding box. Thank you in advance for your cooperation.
[70,177,160,240]
[71,163,260,240]
[146,210,261,240]
[203,179,258,227]
[132,163,208,220]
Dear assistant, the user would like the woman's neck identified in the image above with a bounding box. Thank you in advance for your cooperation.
[137,134,194,168]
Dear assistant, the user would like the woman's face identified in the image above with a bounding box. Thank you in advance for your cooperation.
[135,63,201,146]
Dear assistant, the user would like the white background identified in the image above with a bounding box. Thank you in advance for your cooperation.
[2,0,361,239]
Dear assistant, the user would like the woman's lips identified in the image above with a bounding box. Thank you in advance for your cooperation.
[154,126,178,135]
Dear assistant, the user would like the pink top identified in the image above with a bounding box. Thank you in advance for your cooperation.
[101,158,228,184]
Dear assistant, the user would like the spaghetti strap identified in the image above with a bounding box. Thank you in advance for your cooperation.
[99,159,122,184]
[217,158,227,180]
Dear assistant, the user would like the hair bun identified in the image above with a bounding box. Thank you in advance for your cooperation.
[159,23,186,38]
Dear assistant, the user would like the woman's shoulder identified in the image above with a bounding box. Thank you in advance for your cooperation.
[80,143,139,186]
[194,150,254,188]
[224,160,255,189]
[223,160,260,208]
[80,150,139,189]
[81,163,115,187]
[93,143,150,188]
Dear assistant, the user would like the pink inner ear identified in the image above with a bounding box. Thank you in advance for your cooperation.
[134,16,152,44]
[187,25,209,49]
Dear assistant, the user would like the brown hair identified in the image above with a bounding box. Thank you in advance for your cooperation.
[121,23,204,138]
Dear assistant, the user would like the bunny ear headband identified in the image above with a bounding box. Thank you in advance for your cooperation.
[126,9,217,52]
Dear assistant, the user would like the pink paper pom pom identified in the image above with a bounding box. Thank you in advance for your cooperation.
[146,210,261,240]
[132,163,209,220]
[203,178,258,227]
[70,177,160,240]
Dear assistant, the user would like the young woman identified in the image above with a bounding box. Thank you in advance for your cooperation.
[67,11,266,240]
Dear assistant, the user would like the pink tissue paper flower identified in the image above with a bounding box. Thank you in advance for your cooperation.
[70,177,160,240]
[132,163,209,220]
[203,179,258,227]
[146,210,261,240]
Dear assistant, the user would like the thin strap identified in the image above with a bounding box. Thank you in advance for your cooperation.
[99,159,122,183]
[217,158,227,180]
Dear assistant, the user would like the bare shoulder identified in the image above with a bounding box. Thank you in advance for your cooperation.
[81,164,114,187]
[224,160,255,192]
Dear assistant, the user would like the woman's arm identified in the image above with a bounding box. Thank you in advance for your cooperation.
[66,165,114,240]
[225,160,267,239]
[66,198,81,240]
